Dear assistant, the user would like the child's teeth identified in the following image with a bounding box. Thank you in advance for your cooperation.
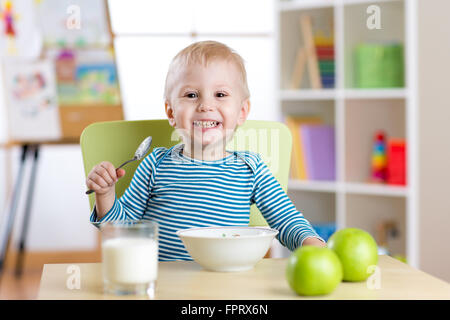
[194,121,219,128]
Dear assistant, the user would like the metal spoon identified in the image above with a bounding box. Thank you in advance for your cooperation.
[85,136,153,195]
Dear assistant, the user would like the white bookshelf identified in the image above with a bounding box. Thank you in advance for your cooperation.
[280,88,407,100]
[276,0,418,267]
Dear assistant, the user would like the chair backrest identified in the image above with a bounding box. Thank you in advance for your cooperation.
[80,119,292,226]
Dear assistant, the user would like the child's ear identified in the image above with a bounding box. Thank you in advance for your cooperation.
[237,99,251,126]
[165,100,176,127]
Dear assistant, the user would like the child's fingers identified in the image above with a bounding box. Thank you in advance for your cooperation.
[100,161,119,181]
[86,177,103,192]
[95,165,115,185]
[86,161,120,194]
[89,172,110,188]
[93,168,113,186]
[117,168,126,178]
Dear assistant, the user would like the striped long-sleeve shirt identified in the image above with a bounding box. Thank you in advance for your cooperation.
[90,142,324,261]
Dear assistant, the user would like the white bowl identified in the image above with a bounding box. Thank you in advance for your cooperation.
[176,226,279,272]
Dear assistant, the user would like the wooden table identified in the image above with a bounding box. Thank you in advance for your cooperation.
[38,255,450,300]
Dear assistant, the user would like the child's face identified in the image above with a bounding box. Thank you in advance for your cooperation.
[165,60,250,150]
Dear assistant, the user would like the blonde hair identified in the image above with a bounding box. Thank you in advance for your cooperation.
[164,40,250,101]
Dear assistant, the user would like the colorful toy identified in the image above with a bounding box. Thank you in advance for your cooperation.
[1,0,18,54]
[371,131,388,183]
[314,30,335,88]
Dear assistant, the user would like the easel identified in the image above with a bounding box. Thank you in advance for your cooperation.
[0,0,122,285]
[0,144,37,280]
[0,140,77,282]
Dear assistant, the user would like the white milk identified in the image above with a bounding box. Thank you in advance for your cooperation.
[102,237,158,285]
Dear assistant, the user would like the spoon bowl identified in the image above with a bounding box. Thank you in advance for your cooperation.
[134,136,153,160]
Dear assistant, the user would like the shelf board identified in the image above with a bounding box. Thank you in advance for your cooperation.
[278,0,335,11]
[280,89,336,101]
[344,88,407,99]
[280,88,407,100]
[343,0,401,6]
[278,0,400,11]
[345,182,408,197]
[288,180,408,197]
[288,179,338,193]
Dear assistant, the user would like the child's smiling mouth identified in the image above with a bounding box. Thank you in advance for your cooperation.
[192,120,222,132]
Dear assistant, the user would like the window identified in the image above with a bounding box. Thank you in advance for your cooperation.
[108,0,278,121]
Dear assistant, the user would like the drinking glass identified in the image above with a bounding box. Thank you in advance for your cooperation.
[100,220,158,298]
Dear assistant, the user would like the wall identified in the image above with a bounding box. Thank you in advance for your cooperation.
[0,1,279,257]
[0,60,97,255]
[418,0,450,282]
[0,146,98,252]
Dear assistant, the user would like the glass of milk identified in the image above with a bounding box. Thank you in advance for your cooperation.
[100,221,158,298]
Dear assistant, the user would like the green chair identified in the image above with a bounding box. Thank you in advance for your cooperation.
[80,119,292,226]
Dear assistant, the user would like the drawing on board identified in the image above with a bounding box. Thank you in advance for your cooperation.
[3,59,61,141]
[53,48,121,106]
[0,0,43,58]
[0,0,123,142]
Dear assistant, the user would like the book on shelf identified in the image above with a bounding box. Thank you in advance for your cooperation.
[285,116,336,181]
[301,124,336,181]
[285,115,322,180]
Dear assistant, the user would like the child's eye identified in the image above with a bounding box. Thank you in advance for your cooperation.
[185,92,198,98]
[216,92,227,98]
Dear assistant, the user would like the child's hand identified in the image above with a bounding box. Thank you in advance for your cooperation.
[86,161,126,195]
[302,237,327,248]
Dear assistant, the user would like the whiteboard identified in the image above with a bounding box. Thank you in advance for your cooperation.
[35,0,111,48]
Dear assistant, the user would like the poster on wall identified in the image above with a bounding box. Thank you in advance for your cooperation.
[35,0,111,49]
[0,0,123,142]
[0,0,43,58]
[3,59,62,141]
[49,48,121,107]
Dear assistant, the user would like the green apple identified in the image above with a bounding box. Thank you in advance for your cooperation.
[327,228,378,282]
[286,246,343,296]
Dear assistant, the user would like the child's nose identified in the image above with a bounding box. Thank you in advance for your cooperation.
[197,103,215,112]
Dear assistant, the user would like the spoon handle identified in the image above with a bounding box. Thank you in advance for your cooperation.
[85,157,138,195]
[116,157,137,169]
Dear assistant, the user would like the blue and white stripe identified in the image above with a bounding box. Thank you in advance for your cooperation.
[90,142,323,261]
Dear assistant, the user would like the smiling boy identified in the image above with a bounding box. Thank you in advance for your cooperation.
[86,41,325,261]
[164,41,250,162]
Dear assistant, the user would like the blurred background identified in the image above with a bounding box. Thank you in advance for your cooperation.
[0,0,449,298]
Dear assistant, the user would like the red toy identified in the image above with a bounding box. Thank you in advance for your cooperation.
[387,139,407,185]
